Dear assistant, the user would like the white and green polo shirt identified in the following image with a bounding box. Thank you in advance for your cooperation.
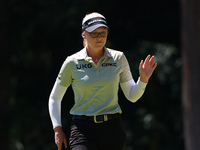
[57,47,133,116]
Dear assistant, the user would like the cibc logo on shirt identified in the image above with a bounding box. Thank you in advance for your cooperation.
[76,63,117,69]
[102,63,117,67]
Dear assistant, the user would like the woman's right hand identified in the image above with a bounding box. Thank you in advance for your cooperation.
[54,126,68,150]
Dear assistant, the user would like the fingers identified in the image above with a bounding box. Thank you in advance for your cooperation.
[144,55,157,67]
[57,138,68,150]
[149,55,156,66]
[57,142,62,150]
[57,141,67,150]
[55,136,63,150]
[55,132,67,150]
[152,62,157,70]
[144,55,151,65]
[139,60,143,69]
[64,138,68,149]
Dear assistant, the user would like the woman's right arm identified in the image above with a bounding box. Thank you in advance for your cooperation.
[48,81,68,149]
[48,81,68,128]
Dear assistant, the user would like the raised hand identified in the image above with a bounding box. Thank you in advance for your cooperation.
[139,55,157,83]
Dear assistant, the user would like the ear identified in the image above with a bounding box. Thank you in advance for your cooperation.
[82,31,86,39]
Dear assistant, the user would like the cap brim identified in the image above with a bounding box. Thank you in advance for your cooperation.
[85,24,108,33]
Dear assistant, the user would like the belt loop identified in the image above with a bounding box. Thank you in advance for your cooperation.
[104,114,108,121]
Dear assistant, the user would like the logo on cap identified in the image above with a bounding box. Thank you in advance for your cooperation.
[82,17,108,32]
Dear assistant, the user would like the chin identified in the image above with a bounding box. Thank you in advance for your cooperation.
[96,43,105,47]
[95,45,104,49]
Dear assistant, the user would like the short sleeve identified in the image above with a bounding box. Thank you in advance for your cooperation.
[119,53,133,83]
[56,57,72,87]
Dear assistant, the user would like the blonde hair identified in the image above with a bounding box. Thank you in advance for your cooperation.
[82,12,106,47]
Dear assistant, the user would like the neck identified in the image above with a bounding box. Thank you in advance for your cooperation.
[86,46,104,65]
[86,46,104,59]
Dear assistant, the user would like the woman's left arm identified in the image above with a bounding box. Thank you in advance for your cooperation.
[120,78,147,103]
[120,55,157,102]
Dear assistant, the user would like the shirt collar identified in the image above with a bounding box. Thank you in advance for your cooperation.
[77,47,112,60]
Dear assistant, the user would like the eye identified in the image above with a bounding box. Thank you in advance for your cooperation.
[90,32,98,37]
[101,32,107,36]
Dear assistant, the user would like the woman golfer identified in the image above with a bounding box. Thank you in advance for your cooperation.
[48,12,157,150]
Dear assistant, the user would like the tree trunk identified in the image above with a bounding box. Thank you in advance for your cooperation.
[181,0,200,149]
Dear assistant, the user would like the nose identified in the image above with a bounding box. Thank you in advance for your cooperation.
[97,33,102,38]
[96,34,103,40]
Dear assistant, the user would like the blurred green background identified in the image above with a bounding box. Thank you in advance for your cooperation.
[1,0,183,149]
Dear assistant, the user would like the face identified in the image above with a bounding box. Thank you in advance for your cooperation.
[82,27,108,51]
